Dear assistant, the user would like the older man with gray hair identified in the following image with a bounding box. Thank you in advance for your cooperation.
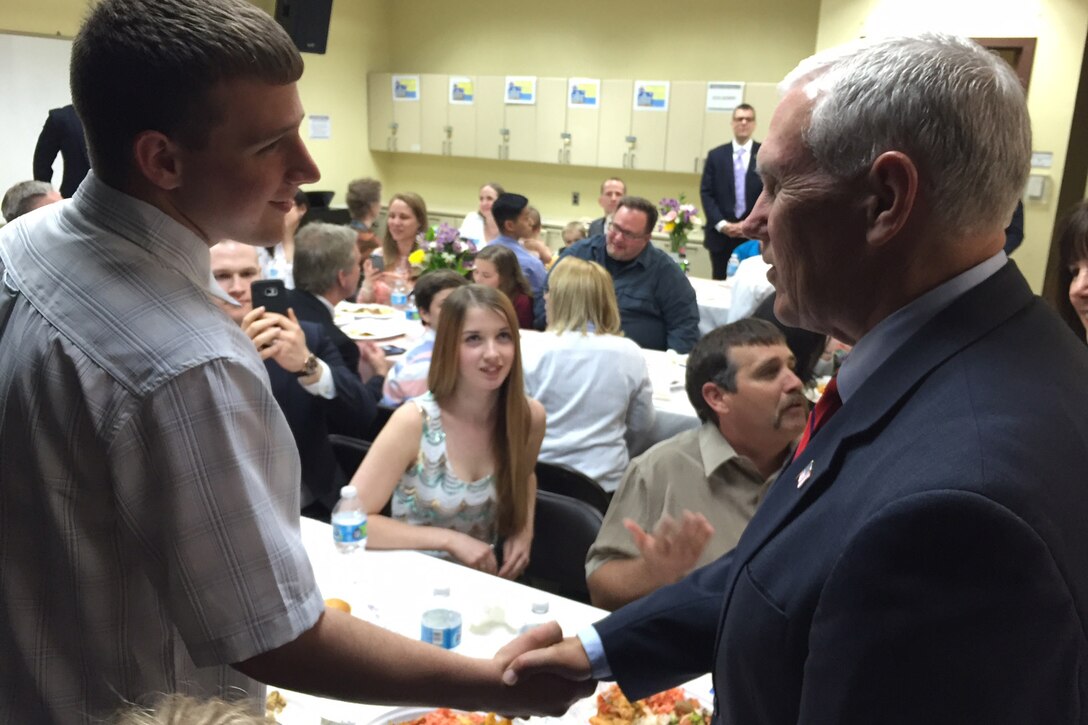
[288,221,390,395]
[506,33,1088,724]
[1,179,61,222]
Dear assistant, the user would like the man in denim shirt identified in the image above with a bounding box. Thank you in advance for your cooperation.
[544,196,700,352]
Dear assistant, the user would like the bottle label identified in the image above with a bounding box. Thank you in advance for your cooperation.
[391,291,408,307]
[421,610,462,649]
[333,521,367,543]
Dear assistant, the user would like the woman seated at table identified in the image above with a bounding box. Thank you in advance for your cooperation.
[351,285,545,579]
[358,192,426,304]
[1059,199,1088,341]
[458,182,503,247]
[382,269,470,406]
[522,258,655,492]
[473,245,534,329]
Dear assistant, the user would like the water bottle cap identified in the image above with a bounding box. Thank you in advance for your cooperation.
[531,600,549,614]
[339,485,357,498]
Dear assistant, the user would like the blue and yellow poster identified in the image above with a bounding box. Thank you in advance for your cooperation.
[633,81,669,111]
[392,75,419,102]
[568,78,600,109]
[449,76,474,105]
[505,76,537,105]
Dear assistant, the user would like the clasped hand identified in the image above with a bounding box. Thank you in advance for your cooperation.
[491,622,596,716]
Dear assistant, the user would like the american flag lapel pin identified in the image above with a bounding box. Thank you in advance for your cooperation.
[797,461,814,488]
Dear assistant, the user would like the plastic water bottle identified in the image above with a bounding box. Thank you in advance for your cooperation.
[726,252,740,278]
[331,486,367,554]
[421,585,462,649]
[520,600,550,634]
[390,276,409,313]
[404,293,420,322]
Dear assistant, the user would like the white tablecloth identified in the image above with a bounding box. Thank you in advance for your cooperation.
[687,276,734,336]
[277,518,712,724]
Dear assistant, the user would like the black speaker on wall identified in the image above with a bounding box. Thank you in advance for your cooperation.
[274,0,333,55]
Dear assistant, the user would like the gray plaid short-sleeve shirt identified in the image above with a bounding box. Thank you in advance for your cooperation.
[0,174,324,724]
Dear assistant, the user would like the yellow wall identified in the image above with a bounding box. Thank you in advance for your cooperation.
[4,0,1084,291]
[816,0,1088,292]
[366,0,821,241]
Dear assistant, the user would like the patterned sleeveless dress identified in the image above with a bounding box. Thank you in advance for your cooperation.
[390,392,498,547]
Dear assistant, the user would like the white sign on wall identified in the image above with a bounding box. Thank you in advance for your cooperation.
[706,82,745,112]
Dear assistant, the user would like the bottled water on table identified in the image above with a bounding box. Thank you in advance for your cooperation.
[726,252,741,278]
[520,600,551,634]
[331,485,367,554]
[390,269,409,312]
[421,585,462,649]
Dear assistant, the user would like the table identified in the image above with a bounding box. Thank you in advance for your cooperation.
[687,276,734,336]
[278,518,712,724]
[339,308,699,455]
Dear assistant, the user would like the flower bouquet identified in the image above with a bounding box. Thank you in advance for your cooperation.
[658,195,701,255]
[408,223,476,276]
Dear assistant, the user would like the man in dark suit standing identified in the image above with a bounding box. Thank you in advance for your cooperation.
[587,177,625,238]
[700,104,761,279]
[32,104,91,198]
[287,221,390,403]
[506,34,1088,724]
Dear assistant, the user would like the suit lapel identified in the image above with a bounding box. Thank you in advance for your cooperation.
[716,262,1036,605]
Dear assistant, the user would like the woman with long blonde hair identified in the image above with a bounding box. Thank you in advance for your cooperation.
[522,257,654,492]
[358,191,426,304]
[350,285,545,578]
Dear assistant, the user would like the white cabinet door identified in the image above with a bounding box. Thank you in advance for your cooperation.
[664,81,706,174]
[597,79,632,169]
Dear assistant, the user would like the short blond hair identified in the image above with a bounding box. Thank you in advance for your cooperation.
[547,257,622,336]
[112,694,265,725]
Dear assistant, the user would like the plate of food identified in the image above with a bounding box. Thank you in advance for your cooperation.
[370,707,513,725]
[340,318,410,342]
[590,684,711,725]
[336,302,399,319]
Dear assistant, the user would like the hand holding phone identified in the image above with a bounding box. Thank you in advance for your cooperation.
[250,279,290,316]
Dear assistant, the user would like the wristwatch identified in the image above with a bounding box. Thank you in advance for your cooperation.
[294,352,319,378]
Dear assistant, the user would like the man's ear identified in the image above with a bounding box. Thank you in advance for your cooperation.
[864,150,917,248]
[702,381,731,417]
[132,130,183,191]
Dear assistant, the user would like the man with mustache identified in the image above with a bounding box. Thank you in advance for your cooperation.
[587,319,806,610]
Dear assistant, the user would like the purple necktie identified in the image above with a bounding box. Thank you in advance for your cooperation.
[733,148,747,220]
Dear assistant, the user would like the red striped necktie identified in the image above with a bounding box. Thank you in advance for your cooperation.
[794,376,842,460]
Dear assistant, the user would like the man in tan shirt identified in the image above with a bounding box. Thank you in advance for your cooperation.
[586,319,807,610]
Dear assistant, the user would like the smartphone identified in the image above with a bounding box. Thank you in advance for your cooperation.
[250,279,290,316]
[369,253,384,272]
[381,345,406,356]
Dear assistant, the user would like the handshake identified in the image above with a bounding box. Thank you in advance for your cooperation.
[486,622,598,717]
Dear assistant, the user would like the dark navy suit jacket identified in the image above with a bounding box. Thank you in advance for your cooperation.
[594,262,1088,724]
[699,141,762,255]
[265,321,374,508]
[32,105,90,199]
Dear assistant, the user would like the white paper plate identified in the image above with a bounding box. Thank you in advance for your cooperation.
[341,319,410,341]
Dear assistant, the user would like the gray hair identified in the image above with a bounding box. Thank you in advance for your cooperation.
[71,0,303,186]
[293,223,358,295]
[780,33,1031,237]
[2,180,56,222]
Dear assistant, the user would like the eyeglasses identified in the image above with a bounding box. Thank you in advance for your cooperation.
[606,221,650,242]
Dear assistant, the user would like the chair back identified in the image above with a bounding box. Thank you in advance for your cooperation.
[524,490,603,603]
[534,461,610,516]
[327,434,391,517]
[367,404,397,441]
